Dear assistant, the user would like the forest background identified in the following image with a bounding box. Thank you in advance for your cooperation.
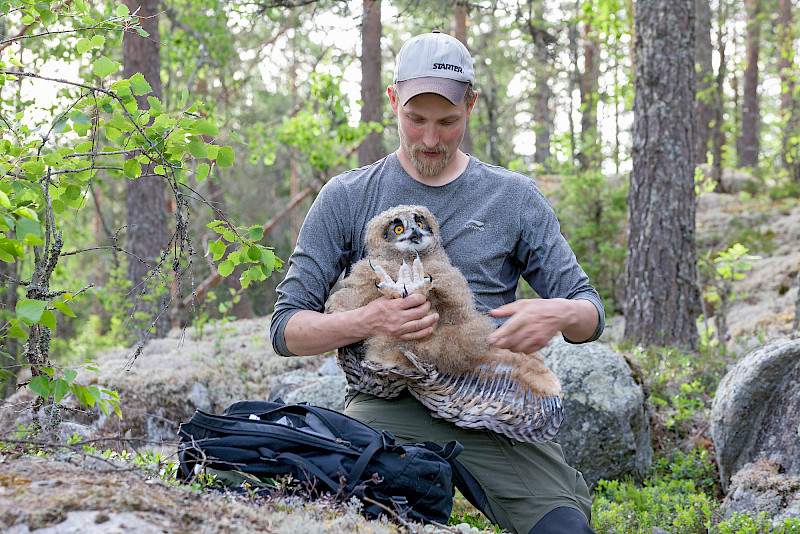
[1,0,800,532]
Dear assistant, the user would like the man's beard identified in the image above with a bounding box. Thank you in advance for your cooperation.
[399,128,453,177]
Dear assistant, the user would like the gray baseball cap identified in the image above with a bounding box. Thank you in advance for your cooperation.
[393,31,475,106]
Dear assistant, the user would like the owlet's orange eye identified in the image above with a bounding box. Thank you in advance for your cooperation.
[393,224,404,234]
[416,221,424,229]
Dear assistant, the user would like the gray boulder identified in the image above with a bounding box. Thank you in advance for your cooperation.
[710,337,800,523]
[710,338,800,490]
[541,338,652,488]
[722,459,800,527]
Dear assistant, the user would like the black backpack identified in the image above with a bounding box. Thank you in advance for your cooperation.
[177,399,486,524]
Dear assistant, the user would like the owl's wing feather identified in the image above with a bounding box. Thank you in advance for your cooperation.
[396,348,564,444]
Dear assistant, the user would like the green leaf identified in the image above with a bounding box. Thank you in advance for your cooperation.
[209,240,226,261]
[116,3,130,16]
[76,38,92,54]
[147,96,162,115]
[261,249,276,272]
[72,384,95,406]
[92,56,119,78]
[52,378,70,403]
[247,245,262,261]
[216,146,235,167]
[64,368,78,383]
[7,324,28,339]
[192,119,218,137]
[69,111,92,126]
[187,139,208,159]
[91,35,106,47]
[218,259,234,277]
[52,198,67,214]
[246,265,265,281]
[17,217,42,242]
[196,162,210,181]
[16,299,47,325]
[29,376,51,399]
[248,226,264,241]
[129,72,152,96]
[123,159,141,178]
[0,189,10,208]
[39,309,57,330]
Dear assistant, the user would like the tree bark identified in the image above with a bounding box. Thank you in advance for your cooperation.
[778,0,799,182]
[738,0,761,170]
[123,0,169,339]
[694,0,714,165]
[529,0,553,169]
[358,0,384,167]
[579,17,600,169]
[454,0,473,154]
[711,1,726,189]
[625,0,701,349]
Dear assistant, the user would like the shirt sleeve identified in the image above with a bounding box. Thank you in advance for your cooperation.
[517,185,606,343]
[269,180,353,356]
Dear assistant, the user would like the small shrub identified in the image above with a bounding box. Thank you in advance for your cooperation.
[591,477,720,534]
[712,513,800,534]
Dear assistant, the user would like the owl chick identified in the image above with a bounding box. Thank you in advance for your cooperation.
[330,205,563,443]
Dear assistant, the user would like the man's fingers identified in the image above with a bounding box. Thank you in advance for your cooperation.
[396,292,427,309]
[488,300,521,318]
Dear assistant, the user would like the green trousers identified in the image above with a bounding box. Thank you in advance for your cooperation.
[345,391,592,534]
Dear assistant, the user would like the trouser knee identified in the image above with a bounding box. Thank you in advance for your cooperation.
[528,507,596,534]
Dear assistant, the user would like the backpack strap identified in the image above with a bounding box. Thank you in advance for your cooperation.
[344,431,393,493]
[420,441,489,517]
[274,450,348,495]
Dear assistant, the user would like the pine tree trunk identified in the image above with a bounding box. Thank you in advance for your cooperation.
[625,0,701,349]
[694,0,714,165]
[358,0,384,167]
[738,0,761,170]
[530,0,553,169]
[123,0,169,339]
[454,0,473,154]
[711,2,726,190]
[778,0,800,182]
[579,19,600,169]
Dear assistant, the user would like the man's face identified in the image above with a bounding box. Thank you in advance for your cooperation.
[390,90,474,178]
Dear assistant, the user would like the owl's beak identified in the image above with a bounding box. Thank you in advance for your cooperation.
[409,227,422,244]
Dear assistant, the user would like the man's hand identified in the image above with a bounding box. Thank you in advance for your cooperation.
[487,298,598,354]
[284,293,438,356]
[363,292,439,340]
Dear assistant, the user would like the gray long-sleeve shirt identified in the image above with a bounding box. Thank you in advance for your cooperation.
[270,154,604,356]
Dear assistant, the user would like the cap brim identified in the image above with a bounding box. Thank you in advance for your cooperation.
[396,78,469,106]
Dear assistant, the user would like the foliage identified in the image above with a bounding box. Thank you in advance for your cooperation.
[448,490,502,532]
[553,169,628,314]
[651,447,718,497]
[0,0,278,431]
[698,243,760,343]
[592,476,720,534]
[592,471,800,533]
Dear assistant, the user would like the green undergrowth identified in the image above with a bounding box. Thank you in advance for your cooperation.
[591,340,800,534]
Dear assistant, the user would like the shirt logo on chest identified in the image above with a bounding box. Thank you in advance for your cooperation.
[465,219,485,231]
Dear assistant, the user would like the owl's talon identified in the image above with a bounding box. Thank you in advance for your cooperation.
[372,257,431,299]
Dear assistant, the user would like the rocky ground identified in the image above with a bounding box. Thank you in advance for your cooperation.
[1,188,798,533]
